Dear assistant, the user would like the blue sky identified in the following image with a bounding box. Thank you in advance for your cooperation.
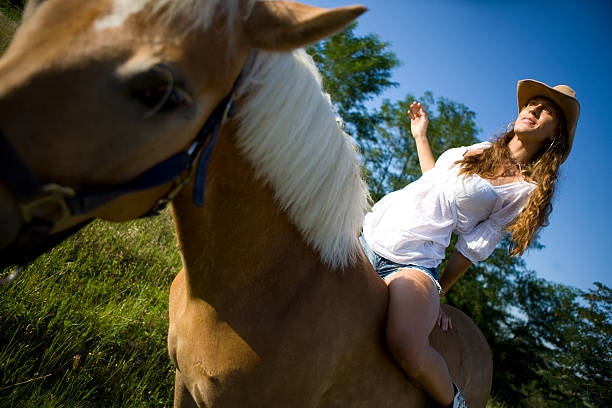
[309,0,611,291]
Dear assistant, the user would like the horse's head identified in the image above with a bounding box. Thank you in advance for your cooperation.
[0,0,366,268]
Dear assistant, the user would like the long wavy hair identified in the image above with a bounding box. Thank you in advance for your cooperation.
[455,116,569,256]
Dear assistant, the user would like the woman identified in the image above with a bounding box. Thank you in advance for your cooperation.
[360,79,580,407]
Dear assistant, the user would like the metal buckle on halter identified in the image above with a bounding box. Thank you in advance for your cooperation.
[221,100,235,126]
[151,175,192,212]
[19,184,76,225]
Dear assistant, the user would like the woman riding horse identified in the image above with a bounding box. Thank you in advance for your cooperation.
[362,81,580,407]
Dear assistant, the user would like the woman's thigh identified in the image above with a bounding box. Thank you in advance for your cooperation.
[385,268,441,347]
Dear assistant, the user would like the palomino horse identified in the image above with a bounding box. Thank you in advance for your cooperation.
[0,1,493,406]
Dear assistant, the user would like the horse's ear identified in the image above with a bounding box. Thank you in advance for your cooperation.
[243,1,367,51]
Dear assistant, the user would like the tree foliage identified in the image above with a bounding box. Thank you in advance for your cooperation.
[307,22,399,143]
[310,22,611,408]
[577,283,612,406]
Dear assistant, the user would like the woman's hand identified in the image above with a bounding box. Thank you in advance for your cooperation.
[437,306,453,332]
[408,101,429,140]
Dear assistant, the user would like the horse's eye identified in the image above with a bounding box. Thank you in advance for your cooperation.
[135,84,191,113]
[128,65,192,116]
[136,83,169,108]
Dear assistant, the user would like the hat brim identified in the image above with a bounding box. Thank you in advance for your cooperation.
[517,79,580,162]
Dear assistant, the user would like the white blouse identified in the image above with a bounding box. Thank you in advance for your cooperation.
[362,142,536,267]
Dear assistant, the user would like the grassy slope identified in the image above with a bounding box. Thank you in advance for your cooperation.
[0,8,17,54]
[0,212,180,407]
[0,9,179,405]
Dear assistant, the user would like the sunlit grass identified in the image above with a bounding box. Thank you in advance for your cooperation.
[0,210,181,407]
[0,6,17,54]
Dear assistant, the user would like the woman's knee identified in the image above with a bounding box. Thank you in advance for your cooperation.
[385,327,429,375]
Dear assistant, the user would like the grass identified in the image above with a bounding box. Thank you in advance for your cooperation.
[0,5,17,54]
[0,211,181,407]
[0,1,21,23]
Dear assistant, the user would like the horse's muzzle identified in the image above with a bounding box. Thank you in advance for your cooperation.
[0,219,91,271]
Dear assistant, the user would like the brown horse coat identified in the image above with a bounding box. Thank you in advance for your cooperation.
[0,1,492,406]
[168,122,492,407]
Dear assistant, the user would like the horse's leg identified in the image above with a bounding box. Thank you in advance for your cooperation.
[169,269,198,408]
[430,305,493,408]
[174,369,199,408]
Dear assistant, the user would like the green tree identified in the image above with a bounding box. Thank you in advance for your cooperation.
[487,277,612,408]
[307,22,400,143]
[577,283,612,407]
[496,271,586,406]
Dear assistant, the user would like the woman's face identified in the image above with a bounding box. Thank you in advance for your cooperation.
[513,97,561,147]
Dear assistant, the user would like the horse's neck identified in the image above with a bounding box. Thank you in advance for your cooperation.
[171,126,328,302]
[167,128,468,406]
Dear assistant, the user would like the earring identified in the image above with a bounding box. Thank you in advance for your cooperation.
[546,135,559,152]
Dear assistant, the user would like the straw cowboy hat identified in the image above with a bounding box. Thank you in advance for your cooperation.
[517,79,580,162]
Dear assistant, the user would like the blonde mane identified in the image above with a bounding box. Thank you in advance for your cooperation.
[144,1,370,269]
[94,0,247,33]
[234,50,371,269]
[150,0,252,35]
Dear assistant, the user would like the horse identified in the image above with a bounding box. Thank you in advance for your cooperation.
[0,1,493,407]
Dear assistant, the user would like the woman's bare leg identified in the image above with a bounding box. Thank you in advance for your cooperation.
[385,268,454,406]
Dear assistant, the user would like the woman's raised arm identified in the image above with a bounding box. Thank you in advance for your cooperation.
[408,101,436,173]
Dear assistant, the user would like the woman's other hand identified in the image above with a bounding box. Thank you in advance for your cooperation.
[437,306,453,332]
[408,101,429,140]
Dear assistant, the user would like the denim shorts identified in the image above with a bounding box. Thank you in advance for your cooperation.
[359,235,442,293]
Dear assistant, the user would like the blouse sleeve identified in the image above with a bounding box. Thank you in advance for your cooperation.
[455,219,504,263]
[434,147,463,170]
[455,183,534,263]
